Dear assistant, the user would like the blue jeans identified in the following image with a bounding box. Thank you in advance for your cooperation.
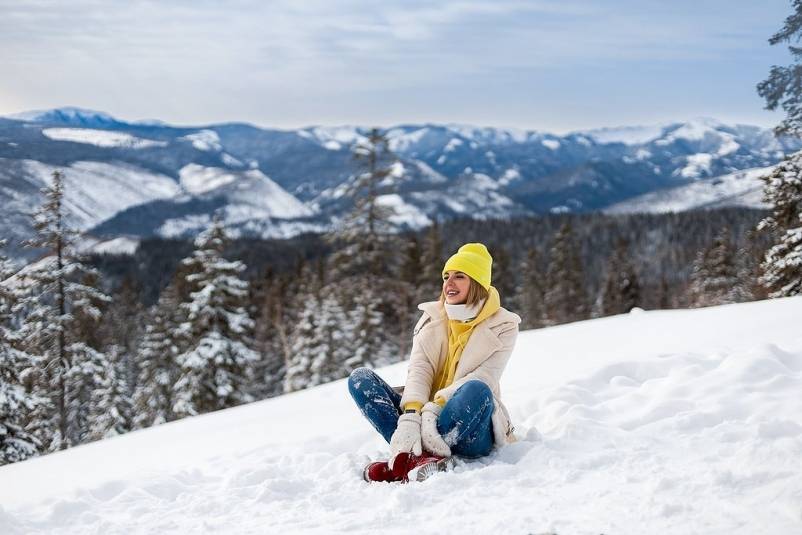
[347,367,495,458]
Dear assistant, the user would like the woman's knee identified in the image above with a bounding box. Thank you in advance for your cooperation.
[454,380,492,402]
[348,367,376,393]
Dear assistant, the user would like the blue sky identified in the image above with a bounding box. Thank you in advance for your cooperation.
[0,0,795,132]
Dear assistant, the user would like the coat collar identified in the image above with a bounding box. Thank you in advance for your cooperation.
[418,297,520,330]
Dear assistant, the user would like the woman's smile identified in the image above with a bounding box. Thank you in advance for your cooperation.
[443,271,470,304]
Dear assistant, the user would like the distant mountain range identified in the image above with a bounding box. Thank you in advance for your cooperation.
[1,107,797,260]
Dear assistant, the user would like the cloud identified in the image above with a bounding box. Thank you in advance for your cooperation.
[0,0,790,129]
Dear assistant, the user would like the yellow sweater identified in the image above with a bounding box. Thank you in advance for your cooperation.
[404,287,500,412]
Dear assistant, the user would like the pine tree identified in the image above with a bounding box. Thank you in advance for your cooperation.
[250,268,288,399]
[133,284,181,428]
[347,282,394,369]
[418,222,445,302]
[17,171,113,450]
[601,240,641,316]
[757,1,802,136]
[100,277,144,401]
[689,228,750,307]
[517,248,546,329]
[758,156,802,297]
[283,277,321,393]
[543,223,588,325]
[88,345,133,440]
[172,219,258,417]
[327,128,401,279]
[492,245,517,310]
[0,241,41,464]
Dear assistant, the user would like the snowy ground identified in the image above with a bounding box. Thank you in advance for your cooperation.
[1,297,801,534]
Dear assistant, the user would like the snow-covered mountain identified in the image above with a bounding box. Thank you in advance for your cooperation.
[0,296,800,534]
[1,108,798,259]
[606,165,774,214]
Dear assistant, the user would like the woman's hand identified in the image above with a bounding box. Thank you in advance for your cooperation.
[388,412,422,469]
[421,402,451,457]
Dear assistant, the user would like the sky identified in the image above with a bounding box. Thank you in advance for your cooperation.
[0,0,796,133]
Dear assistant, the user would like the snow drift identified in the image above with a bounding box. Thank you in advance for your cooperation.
[0,297,801,534]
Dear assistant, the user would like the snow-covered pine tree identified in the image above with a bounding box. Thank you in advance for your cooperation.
[172,219,259,417]
[347,282,394,369]
[250,268,289,399]
[100,277,144,402]
[17,170,113,450]
[517,248,546,329]
[757,3,802,296]
[758,0,802,137]
[689,228,751,307]
[133,284,181,428]
[0,240,41,465]
[311,292,353,384]
[601,240,641,316]
[88,345,133,440]
[283,263,324,393]
[323,128,403,374]
[283,293,319,393]
[543,222,588,325]
[758,156,802,297]
[327,128,401,279]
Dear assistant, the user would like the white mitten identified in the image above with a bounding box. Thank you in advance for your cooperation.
[388,412,422,469]
[421,402,451,457]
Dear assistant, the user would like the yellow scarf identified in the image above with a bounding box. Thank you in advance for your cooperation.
[430,286,501,402]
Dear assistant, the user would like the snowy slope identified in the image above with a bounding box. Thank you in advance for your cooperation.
[605,165,773,214]
[42,128,168,149]
[6,159,182,231]
[1,298,801,534]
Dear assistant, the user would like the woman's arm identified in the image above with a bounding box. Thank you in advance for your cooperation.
[399,321,439,411]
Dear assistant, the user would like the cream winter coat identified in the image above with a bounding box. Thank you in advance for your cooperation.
[399,300,521,446]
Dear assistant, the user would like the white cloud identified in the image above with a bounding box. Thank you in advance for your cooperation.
[0,0,790,130]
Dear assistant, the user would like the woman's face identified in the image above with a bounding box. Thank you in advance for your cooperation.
[443,270,470,305]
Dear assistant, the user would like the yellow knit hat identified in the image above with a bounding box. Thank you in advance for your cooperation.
[442,243,493,290]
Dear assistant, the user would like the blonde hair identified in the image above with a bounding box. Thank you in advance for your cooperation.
[439,276,489,307]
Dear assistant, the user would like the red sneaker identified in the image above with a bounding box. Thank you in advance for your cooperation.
[363,452,412,483]
[404,454,455,482]
[363,453,454,483]
[363,460,399,482]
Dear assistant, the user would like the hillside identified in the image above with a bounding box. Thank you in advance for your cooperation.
[0,297,801,534]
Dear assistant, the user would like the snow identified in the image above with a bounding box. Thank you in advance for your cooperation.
[162,165,314,238]
[181,130,222,152]
[445,124,529,144]
[305,126,365,149]
[375,194,431,229]
[443,138,464,153]
[0,297,800,534]
[666,118,724,142]
[221,153,243,167]
[580,124,665,145]
[678,153,714,178]
[386,128,429,152]
[78,236,140,256]
[606,165,774,214]
[20,160,182,231]
[7,107,118,124]
[179,164,238,195]
[498,168,521,186]
[41,128,167,149]
[541,139,560,150]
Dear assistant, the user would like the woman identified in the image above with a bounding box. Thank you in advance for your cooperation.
[348,242,521,482]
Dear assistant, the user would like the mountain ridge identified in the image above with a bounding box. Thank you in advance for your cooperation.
[1,107,797,260]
